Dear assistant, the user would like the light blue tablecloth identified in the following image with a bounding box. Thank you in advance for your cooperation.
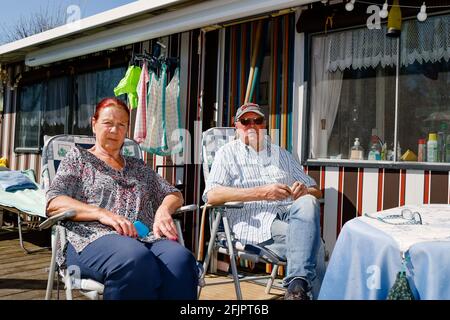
[318,218,450,300]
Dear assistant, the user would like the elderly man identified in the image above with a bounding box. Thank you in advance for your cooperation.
[203,103,324,300]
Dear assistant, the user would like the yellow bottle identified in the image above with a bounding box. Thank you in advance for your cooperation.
[387,0,402,37]
[427,133,438,162]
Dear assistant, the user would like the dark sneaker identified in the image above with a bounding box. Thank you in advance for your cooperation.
[284,278,311,300]
[243,244,284,264]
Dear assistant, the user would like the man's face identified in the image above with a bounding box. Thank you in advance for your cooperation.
[235,111,266,147]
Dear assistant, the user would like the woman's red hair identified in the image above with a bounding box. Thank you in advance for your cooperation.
[94,97,130,121]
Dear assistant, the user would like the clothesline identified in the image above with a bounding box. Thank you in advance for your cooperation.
[356,0,450,9]
[131,51,179,75]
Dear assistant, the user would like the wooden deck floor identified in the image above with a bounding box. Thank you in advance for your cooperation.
[0,228,284,300]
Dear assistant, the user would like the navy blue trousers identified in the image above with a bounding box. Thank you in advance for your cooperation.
[66,234,198,300]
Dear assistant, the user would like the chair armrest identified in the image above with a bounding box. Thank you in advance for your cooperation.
[39,206,197,229]
[39,210,76,230]
[201,201,244,209]
[173,204,198,218]
[175,204,198,213]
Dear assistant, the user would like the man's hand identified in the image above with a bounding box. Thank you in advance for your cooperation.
[97,208,137,238]
[291,181,309,200]
[153,206,178,241]
[259,183,293,201]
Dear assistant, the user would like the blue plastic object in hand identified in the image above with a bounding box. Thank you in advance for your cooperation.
[133,220,150,238]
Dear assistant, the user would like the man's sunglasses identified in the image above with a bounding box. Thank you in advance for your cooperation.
[239,117,265,126]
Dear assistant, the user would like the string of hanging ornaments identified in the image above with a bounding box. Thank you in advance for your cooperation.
[321,0,450,37]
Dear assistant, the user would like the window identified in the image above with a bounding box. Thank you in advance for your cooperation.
[74,67,126,135]
[308,15,450,165]
[399,60,450,163]
[15,83,45,152]
[15,66,126,152]
[43,77,70,137]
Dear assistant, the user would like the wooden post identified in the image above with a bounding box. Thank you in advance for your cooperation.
[244,20,263,103]
[197,204,209,261]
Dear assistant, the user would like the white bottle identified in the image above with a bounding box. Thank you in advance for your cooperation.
[350,138,364,160]
[427,133,438,163]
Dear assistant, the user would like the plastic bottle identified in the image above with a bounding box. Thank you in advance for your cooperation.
[368,129,377,153]
[417,138,426,162]
[446,135,450,162]
[350,138,364,160]
[437,123,448,162]
[381,143,387,160]
[368,136,382,160]
[427,133,438,163]
[387,143,394,161]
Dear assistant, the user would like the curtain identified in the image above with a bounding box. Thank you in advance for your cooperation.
[75,67,126,134]
[76,72,97,134]
[223,15,295,151]
[328,15,450,72]
[17,83,44,149]
[0,87,3,113]
[310,35,344,159]
[44,77,69,136]
[402,15,450,66]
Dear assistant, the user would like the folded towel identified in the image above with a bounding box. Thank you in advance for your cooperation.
[0,170,38,192]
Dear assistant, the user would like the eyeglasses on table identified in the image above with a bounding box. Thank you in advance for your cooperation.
[365,208,422,225]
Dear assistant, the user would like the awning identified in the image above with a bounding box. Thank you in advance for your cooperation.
[22,0,313,67]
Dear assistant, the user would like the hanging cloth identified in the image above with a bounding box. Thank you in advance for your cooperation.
[0,88,3,113]
[164,67,182,155]
[113,65,141,109]
[134,61,150,143]
[142,65,183,156]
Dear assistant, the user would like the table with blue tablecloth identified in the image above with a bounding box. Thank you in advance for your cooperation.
[318,204,450,300]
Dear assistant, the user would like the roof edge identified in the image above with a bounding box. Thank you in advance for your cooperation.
[0,0,183,56]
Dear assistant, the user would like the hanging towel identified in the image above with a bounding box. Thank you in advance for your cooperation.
[142,65,183,156]
[143,66,164,154]
[134,61,150,143]
[114,65,142,109]
[164,67,183,155]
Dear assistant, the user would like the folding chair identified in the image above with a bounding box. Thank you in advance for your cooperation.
[197,127,286,300]
[197,127,327,300]
[38,134,197,300]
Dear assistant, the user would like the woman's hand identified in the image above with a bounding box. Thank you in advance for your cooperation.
[153,206,178,241]
[97,208,137,238]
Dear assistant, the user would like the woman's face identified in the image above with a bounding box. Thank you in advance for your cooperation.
[92,105,129,153]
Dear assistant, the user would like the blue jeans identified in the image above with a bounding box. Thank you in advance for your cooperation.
[258,195,324,291]
[66,234,198,300]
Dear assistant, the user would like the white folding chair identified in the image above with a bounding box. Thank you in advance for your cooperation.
[197,127,327,300]
[197,127,288,300]
[39,134,197,300]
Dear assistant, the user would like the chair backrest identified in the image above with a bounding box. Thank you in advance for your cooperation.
[41,134,142,190]
[201,127,236,182]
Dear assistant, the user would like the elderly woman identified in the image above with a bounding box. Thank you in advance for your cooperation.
[46,97,198,300]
